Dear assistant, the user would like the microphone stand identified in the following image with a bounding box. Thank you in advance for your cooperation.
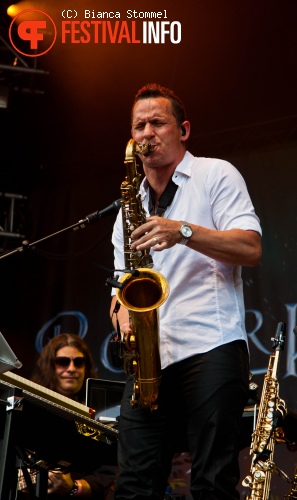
[0,200,121,261]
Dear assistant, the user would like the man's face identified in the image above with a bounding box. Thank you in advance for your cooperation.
[131,97,184,170]
[54,346,86,398]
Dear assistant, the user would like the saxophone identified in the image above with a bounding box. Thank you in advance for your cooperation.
[242,322,287,500]
[115,139,170,410]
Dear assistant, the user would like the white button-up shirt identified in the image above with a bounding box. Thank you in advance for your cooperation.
[112,151,262,369]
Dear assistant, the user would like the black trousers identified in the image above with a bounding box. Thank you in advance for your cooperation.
[115,340,249,500]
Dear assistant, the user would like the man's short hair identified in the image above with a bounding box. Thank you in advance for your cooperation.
[132,83,187,126]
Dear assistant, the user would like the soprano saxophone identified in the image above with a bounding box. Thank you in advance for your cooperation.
[242,322,287,499]
[115,139,170,410]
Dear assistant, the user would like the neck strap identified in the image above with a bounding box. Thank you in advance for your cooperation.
[148,178,178,216]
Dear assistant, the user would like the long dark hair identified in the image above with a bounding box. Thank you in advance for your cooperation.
[31,333,98,403]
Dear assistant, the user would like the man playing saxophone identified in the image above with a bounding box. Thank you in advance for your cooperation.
[110,83,262,500]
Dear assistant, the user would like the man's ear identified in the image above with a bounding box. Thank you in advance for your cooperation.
[181,121,190,141]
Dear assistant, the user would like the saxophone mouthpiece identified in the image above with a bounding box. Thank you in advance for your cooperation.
[136,143,155,157]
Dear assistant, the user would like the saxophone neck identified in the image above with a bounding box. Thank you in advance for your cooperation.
[121,138,154,270]
[125,139,137,162]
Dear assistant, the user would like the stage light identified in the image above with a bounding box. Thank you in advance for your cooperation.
[6,2,36,19]
[7,4,18,18]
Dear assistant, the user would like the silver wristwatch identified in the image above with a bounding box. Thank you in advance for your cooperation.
[178,221,193,245]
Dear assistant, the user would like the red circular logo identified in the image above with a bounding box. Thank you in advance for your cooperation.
[9,9,57,57]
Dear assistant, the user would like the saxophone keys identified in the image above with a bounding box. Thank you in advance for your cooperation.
[254,470,265,483]
[130,382,140,408]
[242,475,252,487]
[128,334,137,350]
[130,359,138,374]
[134,382,140,397]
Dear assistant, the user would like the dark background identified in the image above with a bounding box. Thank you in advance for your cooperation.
[1,0,297,497]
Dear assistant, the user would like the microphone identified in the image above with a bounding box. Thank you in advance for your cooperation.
[85,199,121,223]
[126,269,140,277]
[105,268,140,289]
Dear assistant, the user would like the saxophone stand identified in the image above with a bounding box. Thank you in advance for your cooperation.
[0,199,121,262]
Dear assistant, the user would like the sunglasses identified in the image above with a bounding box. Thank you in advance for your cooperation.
[54,356,86,368]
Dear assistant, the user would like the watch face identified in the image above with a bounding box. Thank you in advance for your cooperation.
[181,225,192,238]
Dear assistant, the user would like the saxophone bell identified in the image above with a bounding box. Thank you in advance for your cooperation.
[116,267,169,410]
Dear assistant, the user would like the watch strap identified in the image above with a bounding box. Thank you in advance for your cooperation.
[178,221,192,245]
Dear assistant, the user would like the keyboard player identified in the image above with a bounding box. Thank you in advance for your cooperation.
[23,333,117,499]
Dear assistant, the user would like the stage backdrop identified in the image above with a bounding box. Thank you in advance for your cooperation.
[1,1,297,498]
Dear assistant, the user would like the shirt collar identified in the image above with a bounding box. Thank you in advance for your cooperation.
[141,151,194,199]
